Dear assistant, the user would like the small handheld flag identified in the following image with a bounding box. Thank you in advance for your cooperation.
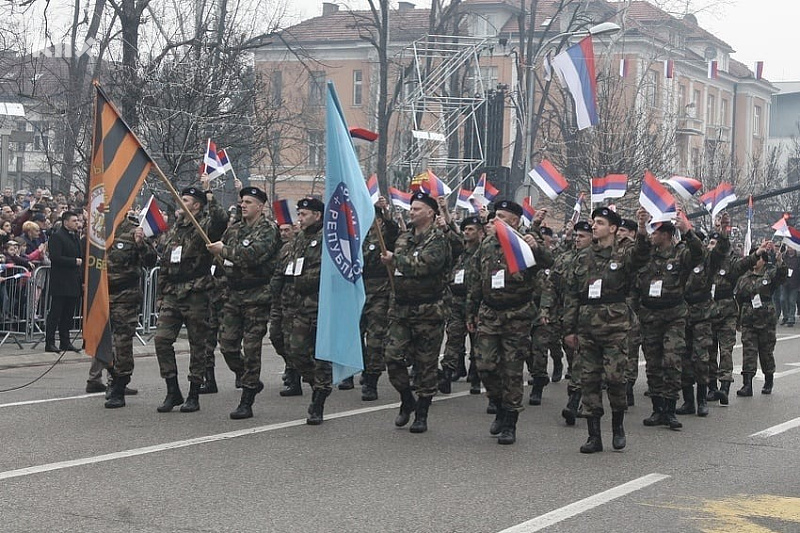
[217,148,233,174]
[639,170,677,222]
[783,226,800,252]
[272,199,294,226]
[366,174,380,204]
[550,35,599,130]
[471,173,500,207]
[744,195,753,257]
[591,174,627,204]
[521,197,536,227]
[138,196,169,238]
[204,139,224,178]
[570,193,584,224]
[529,160,568,200]
[457,188,479,213]
[773,215,791,237]
[389,187,412,211]
[662,176,702,200]
[494,218,536,274]
[700,182,736,218]
[419,169,451,197]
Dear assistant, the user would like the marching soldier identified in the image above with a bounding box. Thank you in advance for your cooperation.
[269,221,301,396]
[154,177,228,413]
[563,207,649,453]
[207,186,280,419]
[617,218,642,407]
[381,192,451,434]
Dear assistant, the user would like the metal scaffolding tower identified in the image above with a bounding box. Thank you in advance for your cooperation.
[390,34,493,190]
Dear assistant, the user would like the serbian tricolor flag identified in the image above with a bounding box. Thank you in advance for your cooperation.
[138,195,168,238]
[389,187,412,211]
[521,197,536,227]
[664,59,674,79]
[204,139,224,178]
[755,61,764,80]
[551,35,598,130]
[366,174,380,204]
[570,193,584,224]
[773,214,791,237]
[639,170,677,222]
[700,182,736,218]
[663,176,702,200]
[494,218,536,274]
[471,173,500,207]
[744,195,753,258]
[619,58,629,78]
[783,226,800,252]
[85,83,153,364]
[529,160,568,200]
[217,148,233,174]
[708,60,719,79]
[273,199,294,226]
[349,127,379,142]
[419,169,451,197]
[457,188,478,213]
[591,174,627,203]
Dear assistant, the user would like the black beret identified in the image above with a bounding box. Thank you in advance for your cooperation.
[239,186,267,203]
[709,231,721,240]
[540,226,554,237]
[460,215,483,231]
[652,221,676,236]
[620,218,637,232]
[410,191,438,212]
[574,220,592,233]
[591,207,621,228]
[297,197,324,212]
[486,211,496,221]
[494,200,523,218]
[181,186,207,205]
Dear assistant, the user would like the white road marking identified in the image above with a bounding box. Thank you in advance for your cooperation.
[0,391,474,482]
[750,417,800,438]
[497,473,670,533]
[0,393,104,408]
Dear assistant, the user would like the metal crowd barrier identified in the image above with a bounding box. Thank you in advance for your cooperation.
[24,265,83,348]
[0,264,32,348]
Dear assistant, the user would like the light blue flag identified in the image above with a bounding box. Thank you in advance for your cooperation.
[316,81,375,385]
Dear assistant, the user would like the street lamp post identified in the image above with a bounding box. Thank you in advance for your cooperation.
[521,22,621,199]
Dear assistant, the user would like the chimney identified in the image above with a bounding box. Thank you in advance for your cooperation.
[398,2,415,13]
[322,2,339,16]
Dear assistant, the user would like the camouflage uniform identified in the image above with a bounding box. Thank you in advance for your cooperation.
[155,195,227,385]
[198,270,224,393]
[106,218,157,379]
[617,235,642,398]
[637,229,703,427]
[360,212,399,398]
[735,258,787,395]
[441,235,480,379]
[527,268,553,399]
[217,214,279,390]
[467,225,552,443]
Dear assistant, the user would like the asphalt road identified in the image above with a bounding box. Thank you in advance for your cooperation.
[0,332,798,533]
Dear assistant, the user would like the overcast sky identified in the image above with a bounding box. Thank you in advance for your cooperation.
[291,0,800,83]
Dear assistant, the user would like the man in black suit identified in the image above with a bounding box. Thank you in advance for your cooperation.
[45,210,83,353]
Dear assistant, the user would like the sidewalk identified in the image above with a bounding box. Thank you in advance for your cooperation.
[0,336,191,370]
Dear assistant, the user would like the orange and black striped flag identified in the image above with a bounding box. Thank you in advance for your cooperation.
[83,82,153,363]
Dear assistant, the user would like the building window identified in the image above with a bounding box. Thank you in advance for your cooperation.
[270,71,282,106]
[678,85,687,111]
[692,147,701,177]
[692,89,701,117]
[721,99,729,125]
[753,105,762,137]
[644,70,658,107]
[309,71,325,106]
[353,70,363,106]
[467,66,499,94]
[706,94,716,125]
[308,130,324,167]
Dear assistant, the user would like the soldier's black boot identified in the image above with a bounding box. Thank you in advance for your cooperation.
[498,410,518,445]
[626,381,635,407]
[528,377,547,406]
[762,373,774,394]
[306,389,330,425]
[279,369,302,397]
[437,368,453,394]
[468,363,482,394]
[676,386,696,415]
[643,396,664,426]
[486,398,498,414]
[737,374,754,397]
[611,410,626,450]
[580,417,603,453]
[230,381,264,420]
[361,373,379,401]
[717,381,731,405]
[234,371,243,389]
[395,388,416,427]
[551,358,563,383]
[338,376,355,390]
[696,384,709,417]
[454,357,467,381]
[706,379,719,402]
[561,389,581,426]
[409,396,432,433]
[198,367,218,394]
[490,406,506,435]
[662,398,682,430]
[180,382,201,412]
[156,376,184,413]
[104,375,129,409]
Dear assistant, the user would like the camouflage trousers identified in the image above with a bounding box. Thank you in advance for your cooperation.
[218,294,270,389]
[203,287,224,371]
[442,297,468,373]
[384,316,444,398]
[709,302,737,383]
[528,323,553,379]
[154,291,210,384]
[578,328,628,417]
[683,317,712,387]
[108,291,142,378]
[640,309,685,401]
[567,345,583,392]
[287,310,332,393]
[741,323,777,376]
[268,303,287,358]
[625,317,641,384]
[360,280,391,375]
[476,304,533,412]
